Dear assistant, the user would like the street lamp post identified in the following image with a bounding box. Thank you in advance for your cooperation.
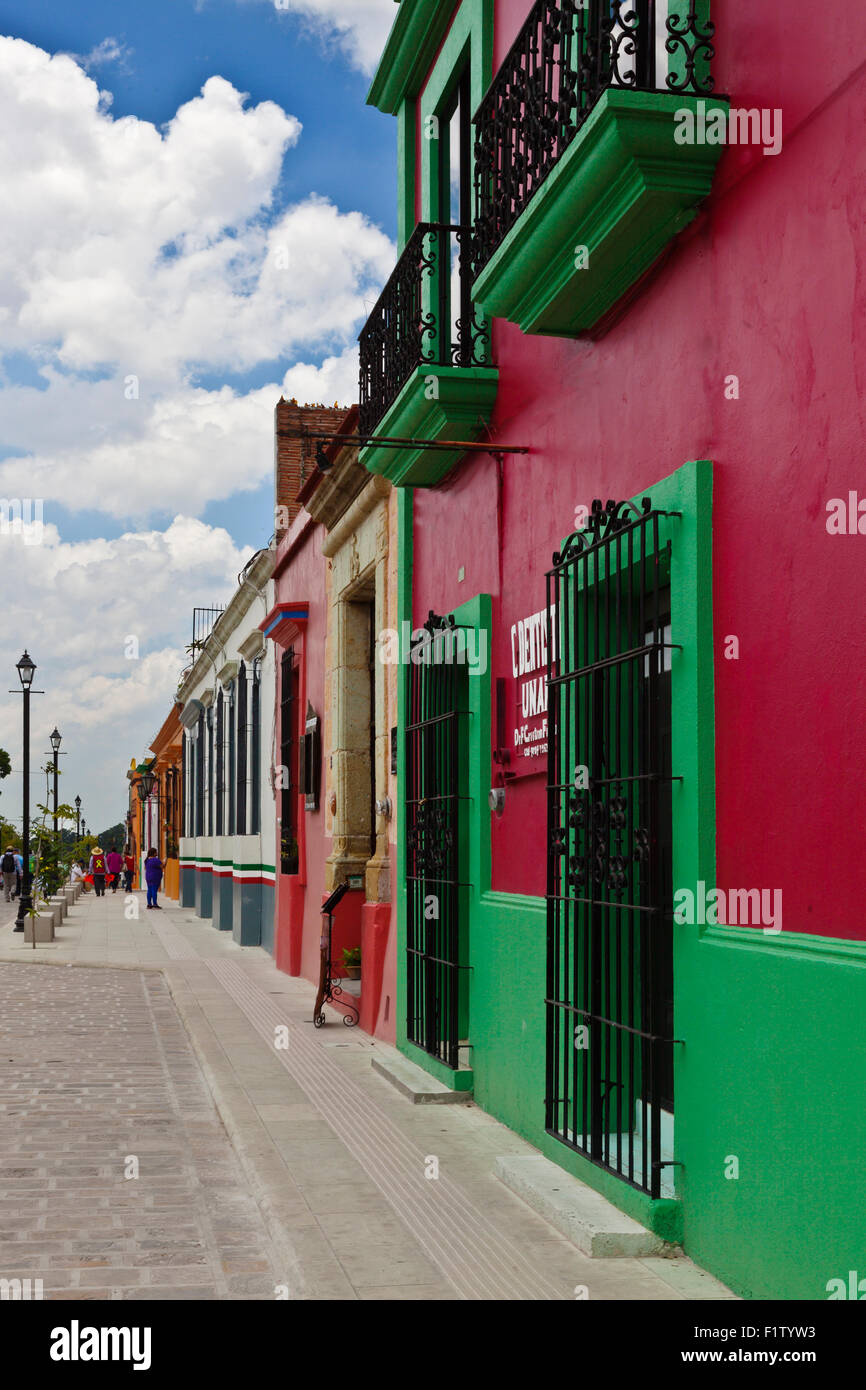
[12,652,42,933]
[75,795,81,839]
[49,727,62,835]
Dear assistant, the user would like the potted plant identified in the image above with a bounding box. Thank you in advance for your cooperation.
[342,946,361,980]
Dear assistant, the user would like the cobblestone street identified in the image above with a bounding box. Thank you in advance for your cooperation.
[0,893,734,1301]
[0,960,283,1299]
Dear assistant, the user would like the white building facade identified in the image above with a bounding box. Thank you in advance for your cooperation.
[178,546,277,949]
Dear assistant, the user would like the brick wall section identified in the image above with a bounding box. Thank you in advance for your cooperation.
[274,399,349,535]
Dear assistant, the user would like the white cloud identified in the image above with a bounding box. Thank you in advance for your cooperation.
[0,37,395,520]
[0,517,254,830]
[78,37,133,73]
[0,32,396,829]
[0,378,276,518]
[260,0,395,74]
[278,345,359,406]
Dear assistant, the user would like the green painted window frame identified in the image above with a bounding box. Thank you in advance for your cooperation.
[409,0,494,368]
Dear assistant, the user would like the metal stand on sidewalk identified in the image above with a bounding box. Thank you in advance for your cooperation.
[313,881,358,1028]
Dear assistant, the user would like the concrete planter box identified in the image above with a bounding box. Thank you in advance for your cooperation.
[24,913,55,943]
[34,900,61,929]
[50,895,68,919]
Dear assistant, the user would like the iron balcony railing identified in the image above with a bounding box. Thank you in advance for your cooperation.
[358,221,490,438]
[191,606,225,654]
[473,0,717,277]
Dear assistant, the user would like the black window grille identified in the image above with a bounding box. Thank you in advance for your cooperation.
[236,661,248,836]
[472,0,717,278]
[251,664,261,835]
[207,705,214,836]
[195,711,204,838]
[280,650,299,875]
[405,614,468,1070]
[545,497,677,1198]
[181,734,187,838]
[227,687,235,835]
[215,690,224,835]
[299,703,321,813]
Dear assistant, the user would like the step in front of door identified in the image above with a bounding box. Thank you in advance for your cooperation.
[495,1154,670,1257]
[372,1049,473,1104]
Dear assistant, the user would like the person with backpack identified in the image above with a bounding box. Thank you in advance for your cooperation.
[89,844,107,896]
[106,845,123,893]
[144,848,163,909]
[2,848,16,902]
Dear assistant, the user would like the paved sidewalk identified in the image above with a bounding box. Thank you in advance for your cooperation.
[0,891,735,1301]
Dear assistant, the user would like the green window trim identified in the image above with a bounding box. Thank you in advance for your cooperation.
[360,1,498,489]
[367,0,460,118]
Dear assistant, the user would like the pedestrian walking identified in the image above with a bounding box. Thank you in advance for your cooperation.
[144,847,163,910]
[89,844,107,897]
[106,845,123,893]
[76,859,91,893]
[123,847,135,893]
[1,847,16,902]
[13,848,22,898]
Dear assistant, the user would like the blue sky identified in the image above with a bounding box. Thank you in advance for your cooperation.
[0,0,398,832]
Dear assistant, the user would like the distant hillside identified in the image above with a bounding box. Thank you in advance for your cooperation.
[91,821,127,850]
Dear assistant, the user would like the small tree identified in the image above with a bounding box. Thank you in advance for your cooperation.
[30,762,76,903]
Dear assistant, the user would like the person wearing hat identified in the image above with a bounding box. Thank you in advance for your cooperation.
[89,845,107,897]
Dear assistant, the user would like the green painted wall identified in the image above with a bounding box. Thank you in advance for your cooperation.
[677,925,866,1300]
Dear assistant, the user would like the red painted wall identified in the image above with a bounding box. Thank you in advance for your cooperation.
[409,0,866,940]
[272,512,397,1039]
[273,517,330,981]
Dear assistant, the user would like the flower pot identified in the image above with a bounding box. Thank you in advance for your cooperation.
[344,966,361,981]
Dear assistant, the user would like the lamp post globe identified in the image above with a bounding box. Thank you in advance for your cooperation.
[16,651,36,689]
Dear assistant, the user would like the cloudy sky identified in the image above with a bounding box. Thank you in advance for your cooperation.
[0,0,397,837]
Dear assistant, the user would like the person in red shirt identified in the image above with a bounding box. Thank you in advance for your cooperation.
[106,845,123,893]
[89,845,107,897]
[123,848,135,893]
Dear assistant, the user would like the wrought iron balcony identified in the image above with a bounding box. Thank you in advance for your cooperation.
[358,221,490,439]
[472,0,717,279]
